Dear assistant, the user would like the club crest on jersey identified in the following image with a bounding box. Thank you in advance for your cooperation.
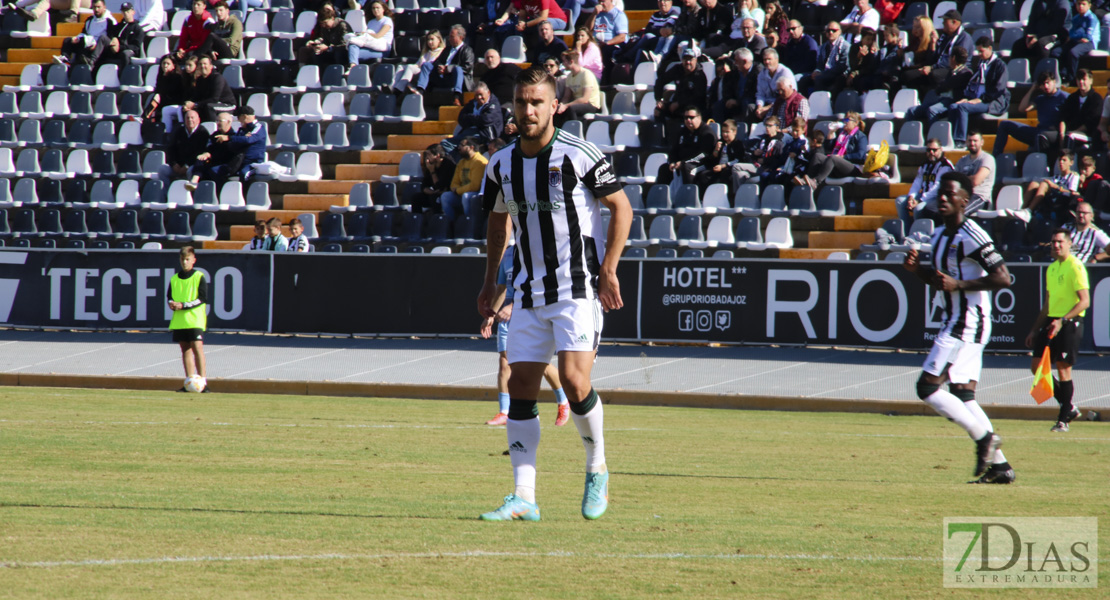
[548,167,562,188]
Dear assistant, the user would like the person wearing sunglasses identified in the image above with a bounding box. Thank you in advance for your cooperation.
[779,18,818,76]
[896,139,954,224]
[799,21,849,95]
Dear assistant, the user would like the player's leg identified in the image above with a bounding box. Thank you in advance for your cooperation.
[1051,320,1082,429]
[178,340,196,378]
[487,321,512,425]
[542,362,570,426]
[480,307,554,521]
[917,334,999,477]
[191,338,206,379]
[947,342,1012,482]
[552,298,608,519]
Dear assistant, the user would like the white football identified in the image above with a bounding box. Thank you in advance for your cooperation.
[184,375,207,393]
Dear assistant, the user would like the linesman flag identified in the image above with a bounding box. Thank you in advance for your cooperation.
[1030,347,1054,405]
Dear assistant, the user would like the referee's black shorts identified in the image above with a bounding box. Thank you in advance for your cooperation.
[171,328,205,343]
[1033,319,1082,366]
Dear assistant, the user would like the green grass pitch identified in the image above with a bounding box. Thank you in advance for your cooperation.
[1,386,1107,599]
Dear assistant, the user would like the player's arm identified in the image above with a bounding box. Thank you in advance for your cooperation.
[901,248,938,286]
[597,188,632,311]
[936,240,1011,292]
[478,169,510,318]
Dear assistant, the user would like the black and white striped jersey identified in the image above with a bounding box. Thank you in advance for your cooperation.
[481,128,622,309]
[1063,222,1109,263]
[929,218,1005,343]
[287,234,310,253]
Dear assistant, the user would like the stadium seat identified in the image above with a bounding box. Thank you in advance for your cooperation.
[787,185,816,215]
[647,215,677,246]
[760,185,788,216]
[991,0,1020,28]
[675,215,705,248]
[826,251,850,260]
[3,65,41,93]
[381,152,423,184]
[748,217,793,251]
[698,183,733,215]
[624,152,666,185]
[977,185,1023,219]
[626,215,649,248]
[1004,152,1049,185]
[672,184,701,213]
[139,210,167,240]
[644,184,671,214]
[733,217,762,249]
[1007,58,1030,87]
[165,210,193,242]
[733,184,761,217]
[501,36,526,63]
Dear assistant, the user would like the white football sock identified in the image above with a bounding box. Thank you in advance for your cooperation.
[572,400,606,473]
[924,389,988,440]
[963,400,1007,464]
[507,416,540,503]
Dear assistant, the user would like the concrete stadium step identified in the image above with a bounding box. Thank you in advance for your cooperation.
[30,37,65,49]
[202,241,247,250]
[0,76,18,87]
[387,134,448,151]
[359,150,408,164]
[808,231,875,249]
[437,106,461,122]
[863,199,898,217]
[780,248,851,260]
[308,180,363,194]
[334,164,399,180]
[57,23,85,37]
[413,121,456,135]
[284,194,347,211]
[0,64,29,76]
[833,215,886,231]
[7,49,58,63]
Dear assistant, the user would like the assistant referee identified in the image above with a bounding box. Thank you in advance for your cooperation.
[1025,229,1091,432]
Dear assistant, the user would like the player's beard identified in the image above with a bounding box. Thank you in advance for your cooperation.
[520,112,553,141]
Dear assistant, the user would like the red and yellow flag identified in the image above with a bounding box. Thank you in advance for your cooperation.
[1030,347,1054,405]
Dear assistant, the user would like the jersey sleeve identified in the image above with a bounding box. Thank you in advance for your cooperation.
[581,154,622,198]
[965,235,1004,271]
[482,156,507,213]
[1072,259,1090,292]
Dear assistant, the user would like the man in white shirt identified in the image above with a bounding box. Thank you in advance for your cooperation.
[754,48,794,120]
[1063,202,1110,262]
[839,0,880,45]
[132,0,165,34]
[54,0,114,66]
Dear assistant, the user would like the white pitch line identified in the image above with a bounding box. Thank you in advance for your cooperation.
[590,357,690,384]
[806,367,921,398]
[445,369,501,385]
[115,345,239,376]
[0,549,942,570]
[2,343,127,373]
[330,350,460,382]
[225,349,346,379]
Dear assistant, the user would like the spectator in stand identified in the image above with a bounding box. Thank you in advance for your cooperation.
[873,23,904,90]
[779,19,817,77]
[654,47,708,122]
[297,4,352,66]
[92,3,145,70]
[54,0,114,66]
[840,0,880,45]
[745,114,785,180]
[1055,0,1100,85]
[151,55,187,134]
[446,82,503,150]
[492,0,569,51]
[694,118,749,193]
[410,24,475,106]
[346,0,393,66]
[954,130,995,214]
[242,220,266,250]
[766,118,809,186]
[770,77,808,129]
[1063,69,1104,151]
[556,50,602,124]
[620,0,680,63]
[261,218,288,251]
[1095,79,1110,148]
[754,48,793,120]
[197,1,242,62]
[1011,0,1071,62]
[896,138,954,224]
[287,218,310,253]
[898,15,938,91]
[440,137,489,222]
[185,55,236,122]
[707,57,733,120]
[416,144,456,214]
[542,55,568,99]
[396,30,444,93]
[668,0,702,64]
[796,111,868,188]
[993,71,1068,159]
[185,107,265,190]
[167,109,210,178]
[711,47,758,122]
[175,0,213,60]
[844,27,879,94]
[590,0,628,76]
[907,41,1000,148]
[706,15,763,59]
[737,0,763,28]
[695,0,736,57]
[799,20,849,94]
[132,0,165,34]
[1064,200,1110,262]
[762,2,789,42]
[531,20,569,63]
[656,104,717,190]
[481,49,523,107]
[1021,150,1080,225]
[571,26,604,81]
[1074,157,1110,213]
[920,10,972,90]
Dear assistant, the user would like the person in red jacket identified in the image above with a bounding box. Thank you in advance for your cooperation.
[175,0,213,59]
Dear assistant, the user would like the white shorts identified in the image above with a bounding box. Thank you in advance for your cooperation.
[922,331,984,384]
[507,298,603,364]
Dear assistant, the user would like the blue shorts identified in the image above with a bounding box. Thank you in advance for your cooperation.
[496,320,509,354]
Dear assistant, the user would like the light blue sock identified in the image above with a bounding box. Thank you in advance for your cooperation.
[498,392,511,414]
[554,388,569,406]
